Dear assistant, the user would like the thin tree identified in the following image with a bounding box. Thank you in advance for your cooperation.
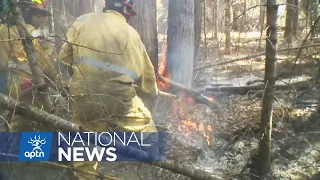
[167,0,195,88]
[76,0,94,17]
[284,0,294,46]
[194,0,203,62]
[315,57,320,113]
[292,0,299,36]
[52,0,67,53]
[129,0,158,111]
[213,0,219,39]
[303,0,310,31]
[302,0,318,40]
[258,0,266,49]
[214,0,221,58]
[253,0,278,177]
[0,0,5,22]
[225,0,232,55]
[129,0,158,74]
[309,0,318,39]
[203,0,208,59]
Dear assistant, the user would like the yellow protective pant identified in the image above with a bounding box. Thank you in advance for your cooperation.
[69,86,157,179]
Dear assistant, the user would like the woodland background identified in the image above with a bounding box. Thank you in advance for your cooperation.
[0,0,319,179]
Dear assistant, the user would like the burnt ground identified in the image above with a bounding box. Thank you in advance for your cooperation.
[97,39,320,180]
[151,94,320,180]
[145,40,320,180]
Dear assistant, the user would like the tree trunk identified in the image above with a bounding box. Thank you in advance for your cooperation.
[76,0,94,17]
[317,62,320,113]
[0,0,3,11]
[203,0,208,59]
[129,0,158,74]
[304,0,310,31]
[309,0,318,39]
[64,0,77,18]
[194,0,202,62]
[292,0,299,36]
[0,0,5,22]
[258,0,266,49]
[243,0,247,20]
[254,0,278,177]
[9,0,52,111]
[129,0,158,111]
[167,0,195,88]
[284,0,294,46]
[214,0,219,38]
[210,0,214,38]
[52,0,67,53]
[225,0,232,55]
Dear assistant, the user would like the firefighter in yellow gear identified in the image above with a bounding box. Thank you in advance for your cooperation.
[0,1,72,180]
[0,1,60,131]
[58,0,159,179]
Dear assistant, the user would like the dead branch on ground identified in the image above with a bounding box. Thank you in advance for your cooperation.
[0,93,222,180]
[194,43,320,71]
[40,162,119,180]
[205,80,311,94]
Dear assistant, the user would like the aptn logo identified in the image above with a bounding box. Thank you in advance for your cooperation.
[18,132,53,161]
[24,135,46,159]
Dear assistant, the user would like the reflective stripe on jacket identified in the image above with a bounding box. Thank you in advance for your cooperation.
[59,11,158,96]
[75,56,139,81]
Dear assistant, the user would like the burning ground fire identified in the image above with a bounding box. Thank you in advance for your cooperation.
[180,120,213,145]
[157,42,214,146]
[158,42,171,90]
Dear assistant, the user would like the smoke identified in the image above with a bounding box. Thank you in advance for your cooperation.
[167,0,195,88]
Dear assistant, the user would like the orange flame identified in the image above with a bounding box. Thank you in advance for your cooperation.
[157,38,214,146]
[208,96,214,101]
[182,120,198,130]
[203,134,210,145]
[181,119,213,145]
[157,41,171,90]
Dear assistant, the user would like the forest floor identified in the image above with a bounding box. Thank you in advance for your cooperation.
[189,56,320,180]
[103,34,320,180]
[151,34,320,180]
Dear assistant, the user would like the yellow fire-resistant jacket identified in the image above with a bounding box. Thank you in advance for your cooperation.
[59,10,158,97]
[0,24,58,101]
[58,12,159,176]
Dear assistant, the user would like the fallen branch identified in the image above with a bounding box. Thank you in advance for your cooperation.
[158,90,178,99]
[152,161,223,180]
[0,153,118,180]
[40,162,119,180]
[194,43,320,71]
[158,76,219,109]
[0,93,221,180]
[205,80,311,95]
